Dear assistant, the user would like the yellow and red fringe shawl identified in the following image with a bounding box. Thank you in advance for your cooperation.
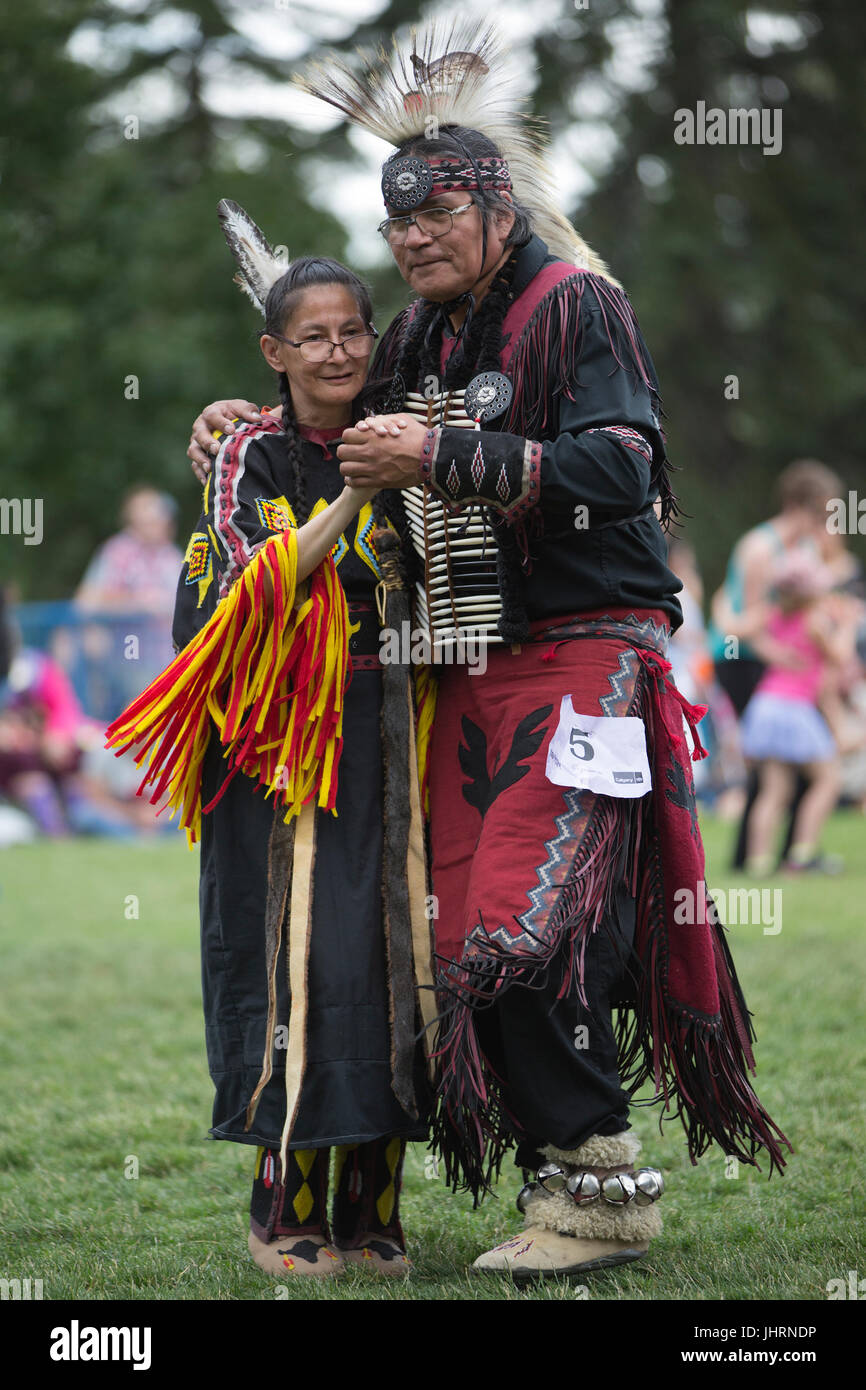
[105,529,349,844]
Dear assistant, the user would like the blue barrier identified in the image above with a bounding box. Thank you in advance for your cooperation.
[11,602,175,723]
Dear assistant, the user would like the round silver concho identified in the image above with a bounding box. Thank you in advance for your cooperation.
[464,371,513,423]
[381,156,433,212]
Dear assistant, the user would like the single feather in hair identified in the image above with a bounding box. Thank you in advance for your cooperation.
[217,199,288,314]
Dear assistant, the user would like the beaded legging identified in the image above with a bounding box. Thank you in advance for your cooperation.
[249,1138,406,1247]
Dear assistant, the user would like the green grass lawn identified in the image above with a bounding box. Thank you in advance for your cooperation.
[1,811,864,1302]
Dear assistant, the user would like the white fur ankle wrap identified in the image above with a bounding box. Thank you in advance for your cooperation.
[524,1132,663,1241]
[543,1131,642,1169]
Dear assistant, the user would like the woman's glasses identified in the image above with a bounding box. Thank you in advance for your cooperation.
[267,328,379,363]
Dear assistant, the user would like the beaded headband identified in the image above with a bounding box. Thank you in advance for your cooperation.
[381,154,513,211]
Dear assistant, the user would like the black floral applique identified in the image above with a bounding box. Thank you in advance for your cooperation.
[459,705,554,818]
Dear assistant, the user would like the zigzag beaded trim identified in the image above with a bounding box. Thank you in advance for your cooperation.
[583,425,653,464]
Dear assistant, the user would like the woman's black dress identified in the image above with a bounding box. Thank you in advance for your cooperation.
[172,422,428,1151]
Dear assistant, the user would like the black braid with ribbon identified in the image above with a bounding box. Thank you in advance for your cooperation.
[277,371,309,526]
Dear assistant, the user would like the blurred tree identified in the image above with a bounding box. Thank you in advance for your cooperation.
[572,0,866,589]
[0,0,350,597]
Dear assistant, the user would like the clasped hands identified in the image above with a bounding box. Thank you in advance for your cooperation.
[336,415,427,490]
[187,401,427,490]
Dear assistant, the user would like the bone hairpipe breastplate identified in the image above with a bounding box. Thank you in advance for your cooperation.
[399,390,503,649]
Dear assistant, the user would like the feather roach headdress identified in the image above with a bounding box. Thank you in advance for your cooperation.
[295,19,615,282]
[217,198,288,314]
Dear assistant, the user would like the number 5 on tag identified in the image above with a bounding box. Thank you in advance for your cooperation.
[545,696,651,798]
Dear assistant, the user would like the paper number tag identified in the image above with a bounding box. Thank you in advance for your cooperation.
[545,696,652,798]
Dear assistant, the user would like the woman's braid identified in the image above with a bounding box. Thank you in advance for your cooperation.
[277,372,309,525]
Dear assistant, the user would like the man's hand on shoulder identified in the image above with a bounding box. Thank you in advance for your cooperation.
[187,399,266,484]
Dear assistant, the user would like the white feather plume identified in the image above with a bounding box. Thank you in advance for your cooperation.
[295,19,617,284]
[217,199,288,314]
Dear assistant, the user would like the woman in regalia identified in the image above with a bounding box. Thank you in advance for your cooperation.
[107,209,434,1280]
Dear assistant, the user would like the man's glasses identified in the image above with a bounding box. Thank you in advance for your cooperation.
[377,202,475,245]
[266,328,379,363]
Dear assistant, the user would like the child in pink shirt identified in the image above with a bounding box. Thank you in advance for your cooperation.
[740,551,855,873]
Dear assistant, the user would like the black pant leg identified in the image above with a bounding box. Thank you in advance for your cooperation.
[476,880,638,1173]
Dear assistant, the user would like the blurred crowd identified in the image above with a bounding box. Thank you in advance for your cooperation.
[2,461,864,864]
[0,487,182,844]
[668,459,866,875]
